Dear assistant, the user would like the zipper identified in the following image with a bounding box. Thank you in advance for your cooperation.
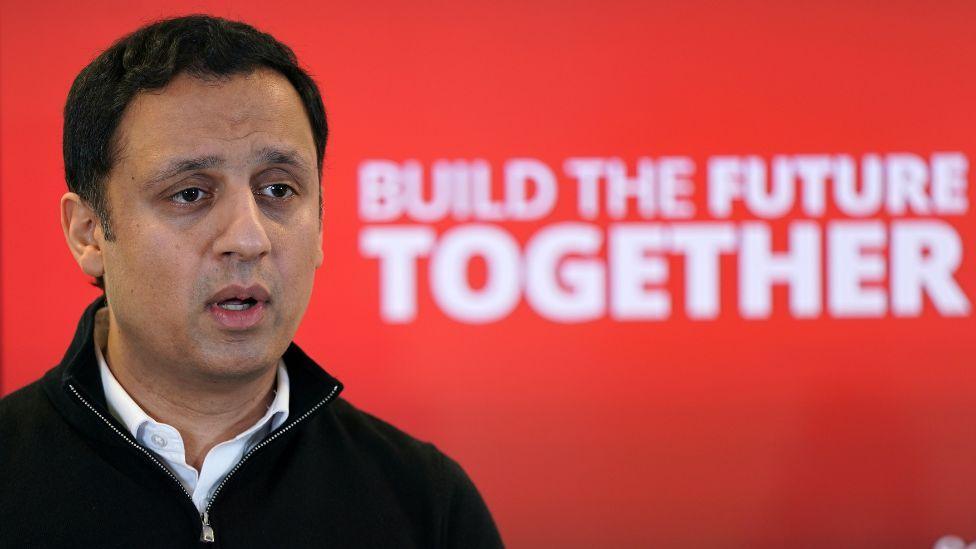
[67,384,198,525]
[69,381,340,545]
[200,511,215,542]
[201,383,341,540]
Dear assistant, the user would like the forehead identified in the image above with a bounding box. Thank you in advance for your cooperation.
[113,68,315,179]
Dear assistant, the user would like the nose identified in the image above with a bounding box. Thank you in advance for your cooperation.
[212,185,272,262]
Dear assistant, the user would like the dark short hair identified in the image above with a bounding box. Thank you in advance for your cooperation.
[63,15,328,288]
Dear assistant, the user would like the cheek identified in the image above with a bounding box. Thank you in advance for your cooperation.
[108,226,199,303]
[274,229,321,296]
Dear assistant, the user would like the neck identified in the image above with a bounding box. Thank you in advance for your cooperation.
[99,308,277,469]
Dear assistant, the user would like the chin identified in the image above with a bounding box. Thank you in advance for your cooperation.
[196,342,281,381]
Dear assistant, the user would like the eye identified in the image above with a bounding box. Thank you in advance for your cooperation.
[258,183,295,199]
[171,187,209,204]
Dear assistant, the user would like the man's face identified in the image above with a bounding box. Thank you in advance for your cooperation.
[97,68,322,380]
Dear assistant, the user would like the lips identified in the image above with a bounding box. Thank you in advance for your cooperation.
[208,284,271,306]
[206,284,271,330]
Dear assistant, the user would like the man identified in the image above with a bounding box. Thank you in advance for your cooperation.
[0,15,503,548]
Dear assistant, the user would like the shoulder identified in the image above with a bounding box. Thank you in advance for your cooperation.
[0,379,56,437]
[312,398,503,547]
[330,398,432,448]
[325,397,448,472]
[0,377,70,477]
[313,397,479,500]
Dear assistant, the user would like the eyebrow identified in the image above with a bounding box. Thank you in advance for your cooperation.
[142,148,312,190]
[143,155,224,189]
[255,146,313,173]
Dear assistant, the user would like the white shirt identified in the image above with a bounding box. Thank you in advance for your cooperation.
[93,310,289,514]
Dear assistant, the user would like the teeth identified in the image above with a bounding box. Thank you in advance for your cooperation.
[218,302,253,311]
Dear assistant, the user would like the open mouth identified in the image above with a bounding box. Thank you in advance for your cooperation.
[217,298,259,311]
[206,285,271,329]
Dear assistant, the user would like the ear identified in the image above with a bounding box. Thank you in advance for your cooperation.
[314,222,324,269]
[61,192,106,278]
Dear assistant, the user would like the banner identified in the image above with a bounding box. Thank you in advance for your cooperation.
[2,2,975,546]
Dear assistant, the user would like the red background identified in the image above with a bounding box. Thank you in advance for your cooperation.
[2,2,975,547]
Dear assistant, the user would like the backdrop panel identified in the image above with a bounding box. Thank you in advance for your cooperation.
[2,2,975,547]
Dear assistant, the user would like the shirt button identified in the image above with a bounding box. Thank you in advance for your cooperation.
[150,434,168,448]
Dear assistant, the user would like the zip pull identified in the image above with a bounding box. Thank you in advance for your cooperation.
[200,511,215,543]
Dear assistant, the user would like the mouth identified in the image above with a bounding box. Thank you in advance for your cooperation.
[215,297,259,311]
[206,284,271,330]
